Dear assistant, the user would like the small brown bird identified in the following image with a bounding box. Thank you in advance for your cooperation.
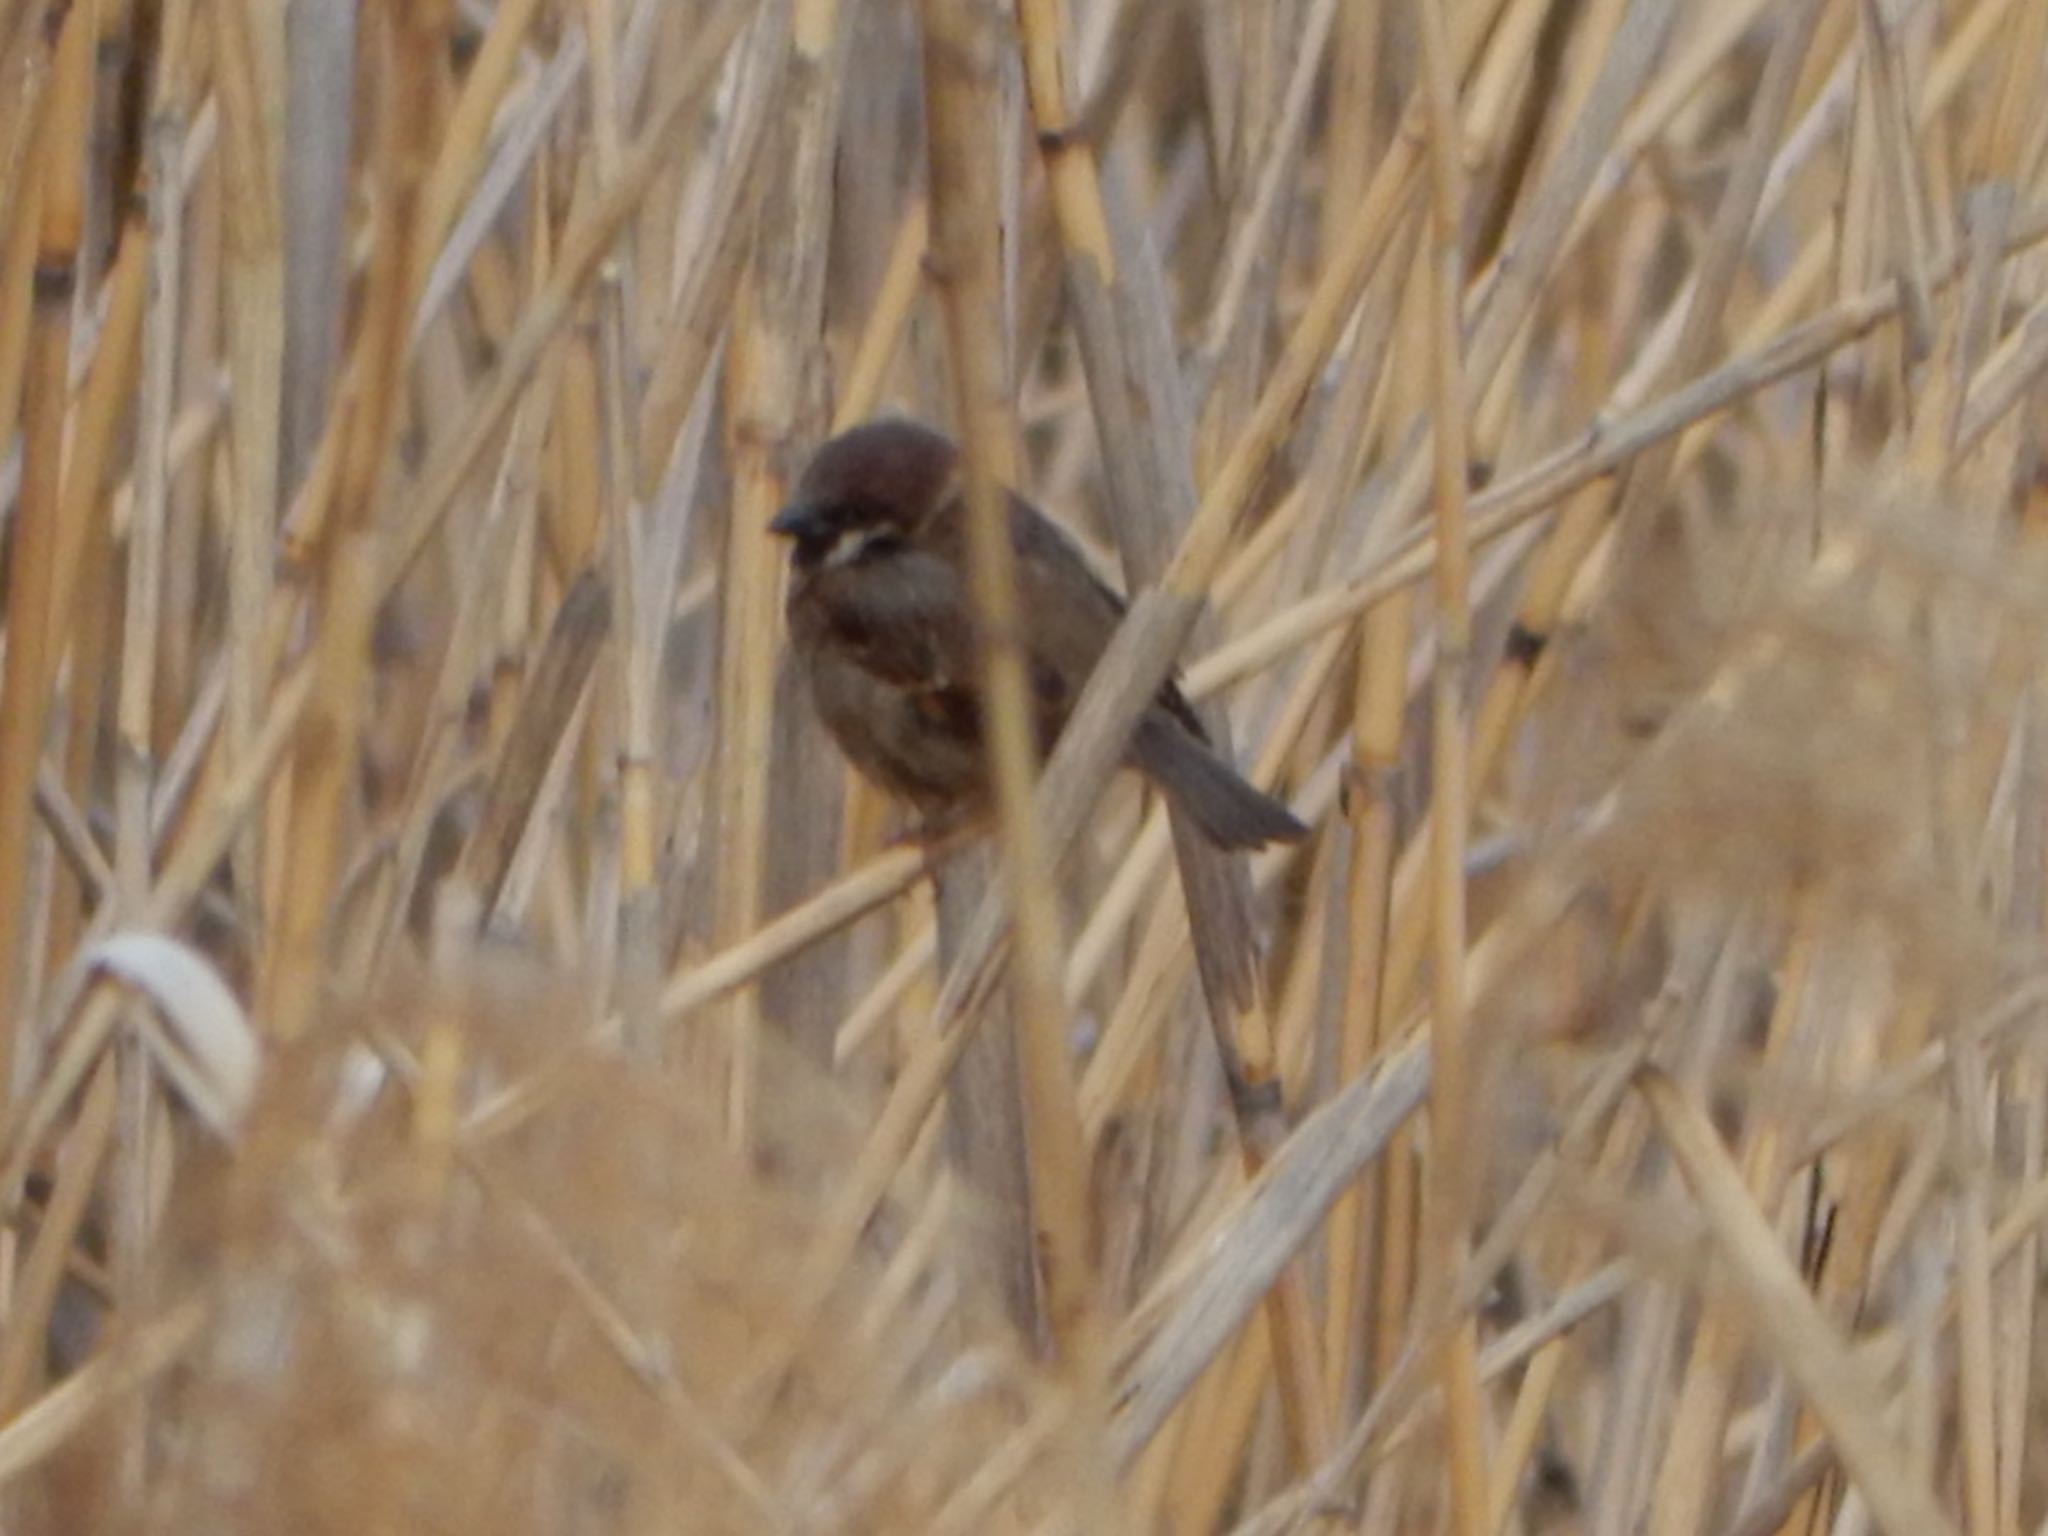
[772,419,1307,851]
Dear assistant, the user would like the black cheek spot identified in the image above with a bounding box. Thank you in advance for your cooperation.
[791,531,836,569]
[1504,622,1549,666]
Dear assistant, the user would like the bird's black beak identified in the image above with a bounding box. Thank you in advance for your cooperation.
[770,502,822,540]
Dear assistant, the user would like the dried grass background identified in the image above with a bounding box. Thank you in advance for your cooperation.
[0,0,2045,1532]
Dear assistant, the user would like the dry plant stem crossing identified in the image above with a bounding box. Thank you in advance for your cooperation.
[866,1,1519,1478]
[1183,202,2048,713]
[0,1298,205,1487]
[917,0,1511,1047]
[48,210,149,974]
[919,1,1114,1507]
[1013,0,1331,1466]
[386,2,754,594]
[1173,0,1696,1106]
[0,657,313,1211]
[7,1,2048,1528]
[1112,1035,1435,1463]
[1645,910,1819,1536]
[0,1057,114,1415]
[1640,1068,1959,1536]
[261,0,442,1044]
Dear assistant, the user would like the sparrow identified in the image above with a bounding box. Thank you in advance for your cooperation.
[771,418,1307,851]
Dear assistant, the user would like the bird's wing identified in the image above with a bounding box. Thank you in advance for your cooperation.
[1006,495,1212,744]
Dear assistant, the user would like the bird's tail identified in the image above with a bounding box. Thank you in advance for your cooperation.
[1131,714,1308,851]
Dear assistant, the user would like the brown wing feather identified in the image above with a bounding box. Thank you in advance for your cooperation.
[1001,493,1212,744]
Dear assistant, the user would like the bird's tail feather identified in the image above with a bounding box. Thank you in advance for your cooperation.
[1131,714,1307,851]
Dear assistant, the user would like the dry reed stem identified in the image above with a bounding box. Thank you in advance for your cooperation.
[259,0,441,1042]
[0,1298,204,1487]
[115,0,196,932]
[715,0,846,1136]
[1113,1036,1433,1463]
[1644,909,1819,1536]
[459,571,613,917]
[49,207,148,972]
[1639,1067,1958,1536]
[1327,527,1411,1414]
[1412,0,1487,1529]
[830,198,927,432]
[0,0,96,1112]
[48,211,146,667]
[278,0,353,497]
[4,2,2048,1531]
[0,25,51,449]
[632,2,786,498]
[413,0,549,297]
[390,2,753,591]
[1012,0,1334,1468]
[1182,206,2048,712]
[920,0,1114,1505]
[0,1058,113,1414]
[210,0,285,940]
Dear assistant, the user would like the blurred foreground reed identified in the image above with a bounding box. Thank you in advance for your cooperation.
[0,0,2045,1531]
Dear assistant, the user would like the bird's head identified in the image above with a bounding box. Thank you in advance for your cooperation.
[771,419,961,572]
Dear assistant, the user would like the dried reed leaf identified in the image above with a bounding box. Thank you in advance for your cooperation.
[81,933,259,1139]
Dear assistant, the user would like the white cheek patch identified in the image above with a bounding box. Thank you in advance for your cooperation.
[821,527,900,569]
